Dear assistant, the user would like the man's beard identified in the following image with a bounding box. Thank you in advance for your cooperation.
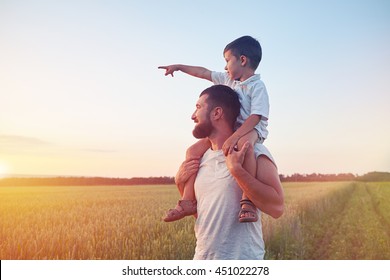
[192,118,213,139]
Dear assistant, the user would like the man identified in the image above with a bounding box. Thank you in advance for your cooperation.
[175,84,284,260]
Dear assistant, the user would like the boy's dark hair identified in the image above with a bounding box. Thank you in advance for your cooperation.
[200,85,240,128]
[224,35,262,70]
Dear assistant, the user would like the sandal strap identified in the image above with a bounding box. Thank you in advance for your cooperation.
[240,199,255,206]
[239,199,259,223]
[240,199,257,214]
[178,199,196,207]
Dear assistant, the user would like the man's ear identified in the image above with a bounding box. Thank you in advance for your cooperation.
[211,107,223,120]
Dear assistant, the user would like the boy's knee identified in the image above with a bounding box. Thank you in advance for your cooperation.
[237,137,247,149]
[186,146,196,159]
[236,139,254,157]
[237,137,254,150]
[237,130,258,149]
[186,139,210,159]
[246,142,255,155]
[186,145,202,159]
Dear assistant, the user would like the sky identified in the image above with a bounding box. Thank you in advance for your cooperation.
[1,0,389,178]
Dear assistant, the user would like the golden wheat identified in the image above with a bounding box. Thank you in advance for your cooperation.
[1,182,389,259]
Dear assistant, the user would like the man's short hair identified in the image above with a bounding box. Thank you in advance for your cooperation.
[224,35,262,70]
[200,85,240,129]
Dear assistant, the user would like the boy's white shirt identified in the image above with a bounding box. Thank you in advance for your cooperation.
[211,71,269,140]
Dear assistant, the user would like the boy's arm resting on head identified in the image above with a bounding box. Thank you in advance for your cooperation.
[222,114,261,155]
[158,64,212,81]
[226,143,284,219]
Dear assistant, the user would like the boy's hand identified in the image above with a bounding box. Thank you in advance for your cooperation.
[222,135,240,156]
[158,65,178,77]
[226,142,250,172]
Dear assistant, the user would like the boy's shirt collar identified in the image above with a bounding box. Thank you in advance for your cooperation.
[234,74,260,86]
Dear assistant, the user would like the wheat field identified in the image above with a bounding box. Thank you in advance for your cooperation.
[0,182,389,259]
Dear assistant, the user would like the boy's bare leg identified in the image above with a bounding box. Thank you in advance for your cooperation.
[237,131,259,223]
[181,173,196,200]
[163,138,210,222]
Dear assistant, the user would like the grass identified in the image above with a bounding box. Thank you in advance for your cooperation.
[0,182,389,259]
[321,183,390,259]
[263,182,390,259]
[0,185,195,259]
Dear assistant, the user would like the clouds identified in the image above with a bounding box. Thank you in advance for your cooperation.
[0,134,116,155]
[0,134,52,152]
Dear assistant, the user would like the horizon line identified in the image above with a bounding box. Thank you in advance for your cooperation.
[2,170,389,179]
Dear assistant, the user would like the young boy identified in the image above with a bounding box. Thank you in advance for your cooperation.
[159,36,269,223]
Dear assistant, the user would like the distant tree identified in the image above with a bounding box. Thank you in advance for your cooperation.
[0,176,175,186]
[357,172,390,182]
[1,171,389,186]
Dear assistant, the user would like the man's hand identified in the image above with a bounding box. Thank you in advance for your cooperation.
[226,142,250,174]
[175,157,200,193]
[158,65,178,77]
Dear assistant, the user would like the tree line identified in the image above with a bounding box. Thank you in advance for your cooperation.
[281,171,390,182]
[0,176,175,186]
[0,172,389,186]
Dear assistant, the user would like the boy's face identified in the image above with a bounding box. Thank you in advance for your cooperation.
[224,50,243,81]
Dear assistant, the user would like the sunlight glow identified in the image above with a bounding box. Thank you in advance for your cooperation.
[0,162,9,178]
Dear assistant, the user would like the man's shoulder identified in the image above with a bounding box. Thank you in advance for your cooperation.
[254,143,275,166]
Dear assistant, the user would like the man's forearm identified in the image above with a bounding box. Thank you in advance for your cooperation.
[230,160,284,218]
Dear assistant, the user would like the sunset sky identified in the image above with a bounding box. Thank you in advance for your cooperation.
[1,0,389,178]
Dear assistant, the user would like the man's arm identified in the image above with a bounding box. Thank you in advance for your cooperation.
[226,142,284,219]
[158,64,212,81]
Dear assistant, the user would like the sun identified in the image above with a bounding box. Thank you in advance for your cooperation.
[0,162,9,178]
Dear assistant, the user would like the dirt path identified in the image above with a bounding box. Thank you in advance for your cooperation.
[310,183,356,259]
[312,183,390,259]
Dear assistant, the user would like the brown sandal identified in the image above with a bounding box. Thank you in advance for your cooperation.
[163,200,197,222]
[239,199,258,223]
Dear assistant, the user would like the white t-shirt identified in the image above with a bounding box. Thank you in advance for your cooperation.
[211,72,269,140]
[193,145,274,260]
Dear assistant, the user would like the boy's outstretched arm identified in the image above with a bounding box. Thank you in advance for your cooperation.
[158,64,212,81]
